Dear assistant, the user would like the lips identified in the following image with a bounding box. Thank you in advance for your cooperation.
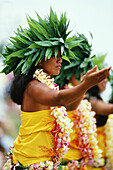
[56,65,61,69]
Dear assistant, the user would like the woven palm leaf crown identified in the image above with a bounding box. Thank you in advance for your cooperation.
[93,53,108,70]
[53,33,94,87]
[1,8,81,77]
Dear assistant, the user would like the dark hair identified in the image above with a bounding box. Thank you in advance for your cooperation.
[86,85,108,127]
[86,85,102,100]
[10,66,36,105]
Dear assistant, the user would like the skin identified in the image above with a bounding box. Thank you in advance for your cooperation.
[66,74,113,115]
[89,78,113,116]
[21,54,111,112]
[97,78,108,93]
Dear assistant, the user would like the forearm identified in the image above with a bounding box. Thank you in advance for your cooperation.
[57,81,88,106]
[90,98,113,116]
[99,104,113,115]
[65,96,83,111]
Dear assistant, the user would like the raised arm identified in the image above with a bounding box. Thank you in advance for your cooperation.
[27,66,111,107]
[89,97,113,115]
[61,66,111,110]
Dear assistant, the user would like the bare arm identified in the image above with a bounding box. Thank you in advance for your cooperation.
[89,98,113,115]
[65,96,83,111]
[28,66,111,107]
[63,66,111,111]
[27,80,87,107]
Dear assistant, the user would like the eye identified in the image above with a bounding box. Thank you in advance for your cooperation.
[51,53,55,58]
[57,52,61,58]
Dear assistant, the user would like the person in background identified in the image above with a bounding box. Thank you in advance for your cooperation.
[86,55,113,170]
[1,9,111,170]
[53,33,103,169]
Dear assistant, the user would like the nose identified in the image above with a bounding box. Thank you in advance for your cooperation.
[57,56,62,63]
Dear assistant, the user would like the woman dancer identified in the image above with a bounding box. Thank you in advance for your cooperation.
[1,9,111,170]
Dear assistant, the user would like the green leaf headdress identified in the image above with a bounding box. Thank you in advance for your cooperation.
[53,33,95,87]
[0,8,81,77]
[93,53,111,81]
[93,53,108,70]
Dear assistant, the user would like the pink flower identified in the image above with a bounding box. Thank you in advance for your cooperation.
[55,124,60,131]
[72,160,78,166]
[57,143,61,148]
[53,83,57,87]
[30,163,39,168]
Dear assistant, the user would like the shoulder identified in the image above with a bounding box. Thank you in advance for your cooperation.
[25,79,41,96]
[25,79,50,97]
[27,79,40,88]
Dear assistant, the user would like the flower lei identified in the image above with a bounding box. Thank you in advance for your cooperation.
[87,114,113,169]
[33,69,73,158]
[104,114,113,169]
[3,69,73,170]
[66,83,102,168]
[75,100,102,165]
[3,147,55,170]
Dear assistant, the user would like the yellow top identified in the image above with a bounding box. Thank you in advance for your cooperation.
[13,109,56,166]
[63,111,82,161]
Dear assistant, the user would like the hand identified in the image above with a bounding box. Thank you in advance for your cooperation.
[81,65,111,89]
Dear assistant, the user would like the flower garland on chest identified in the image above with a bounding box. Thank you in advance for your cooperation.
[67,83,102,168]
[104,114,113,169]
[33,69,73,158]
[33,69,73,169]
[87,114,113,169]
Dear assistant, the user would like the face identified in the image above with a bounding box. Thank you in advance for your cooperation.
[39,53,62,75]
[97,78,108,93]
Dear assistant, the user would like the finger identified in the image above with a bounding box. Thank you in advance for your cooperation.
[100,67,111,73]
[108,66,112,71]
[86,65,97,75]
[80,75,85,82]
[97,69,109,81]
[95,67,109,75]
[92,68,109,81]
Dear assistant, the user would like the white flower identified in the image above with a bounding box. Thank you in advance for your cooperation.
[45,161,53,169]
[3,159,11,170]
[104,114,113,163]
[40,161,45,167]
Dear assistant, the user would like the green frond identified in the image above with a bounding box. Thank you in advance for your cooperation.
[1,8,81,76]
[61,56,70,62]
[53,32,94,87]
[54,46,59,58]
[35,11,47,29]
[45,47,53,60]
[93,53,108,70]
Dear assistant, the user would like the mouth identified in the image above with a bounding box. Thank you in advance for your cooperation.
[56,65,61,70]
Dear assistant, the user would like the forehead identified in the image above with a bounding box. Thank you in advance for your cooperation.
[51,52,61,57]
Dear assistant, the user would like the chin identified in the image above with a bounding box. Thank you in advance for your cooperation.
[53,72,60,76]
[54,73,59,76]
